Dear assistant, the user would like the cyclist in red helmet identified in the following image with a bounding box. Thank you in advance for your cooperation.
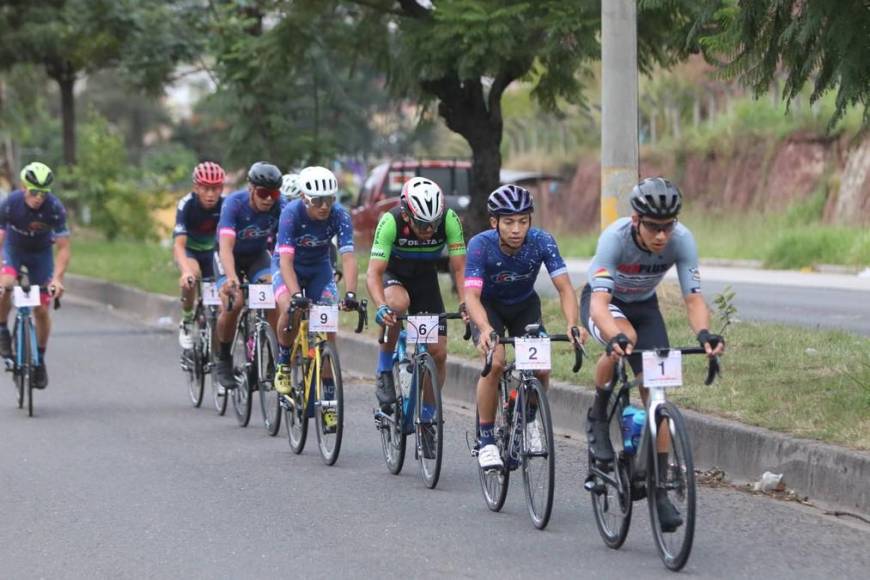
[174,161,226,351]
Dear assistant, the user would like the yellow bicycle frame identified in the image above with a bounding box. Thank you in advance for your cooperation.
[288,318,330,409]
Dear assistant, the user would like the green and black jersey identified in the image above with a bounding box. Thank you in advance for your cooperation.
[370,206,466,278]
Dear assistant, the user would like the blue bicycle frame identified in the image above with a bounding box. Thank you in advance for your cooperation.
[13,304,40,372]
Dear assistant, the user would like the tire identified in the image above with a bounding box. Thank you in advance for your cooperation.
[12,323,23,409]
[379,361,407,475]
[209,319,228,415]
[285,351,308,454]
[231,315,253,427]
[476,384,510,513]
[24,319,33,418]
[416,355,442,489]
[257,323,281,436]
[589,394,632,549]
[314,341,343,466]
[187,307,205,408]
[521,379,555,529]
[647,402,696,572]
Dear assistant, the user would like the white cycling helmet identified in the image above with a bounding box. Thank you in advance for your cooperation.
[280,173,300,199]
[298,166,339,197]
[401,177,444,224]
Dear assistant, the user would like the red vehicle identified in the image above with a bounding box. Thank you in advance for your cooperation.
[351,159,471,248]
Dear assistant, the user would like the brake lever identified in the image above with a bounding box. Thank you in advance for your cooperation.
[704,355,721,386]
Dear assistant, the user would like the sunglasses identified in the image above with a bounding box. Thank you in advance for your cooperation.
[305,195,335,208]
[640,218,677,234]
[27,188,50,197]
[253,187,279,200]
[411,216,442,232]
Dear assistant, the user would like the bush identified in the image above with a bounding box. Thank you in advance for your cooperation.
[765,228,866,269]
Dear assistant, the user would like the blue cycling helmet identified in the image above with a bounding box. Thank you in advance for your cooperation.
[487,184,534,216]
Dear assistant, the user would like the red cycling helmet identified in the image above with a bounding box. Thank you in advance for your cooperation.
[192,161,226,186]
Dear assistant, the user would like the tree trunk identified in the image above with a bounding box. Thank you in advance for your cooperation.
[57,68,77,165]
[465,123,502,235]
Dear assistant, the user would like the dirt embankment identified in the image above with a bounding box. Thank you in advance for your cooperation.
[560,132,869,231]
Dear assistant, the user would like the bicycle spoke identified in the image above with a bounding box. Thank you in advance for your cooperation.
[315,341,343,465]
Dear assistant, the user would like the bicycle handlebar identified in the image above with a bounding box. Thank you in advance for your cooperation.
[285,298,368,334]
[481,328,585,377]
[378,311,469,344]
[616,345,721,386]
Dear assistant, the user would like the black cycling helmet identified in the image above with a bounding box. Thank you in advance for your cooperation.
[487,184,534,216]
[247,162,283,189]
[629,177,682,219]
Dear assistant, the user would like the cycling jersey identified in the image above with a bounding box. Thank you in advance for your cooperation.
[464,228,567,305]
[0,190,69,251]
[587,217,700,301]
[217,190,285,256]
[370,207,465,277]
[173,192,223,252]
[274,199,353,267]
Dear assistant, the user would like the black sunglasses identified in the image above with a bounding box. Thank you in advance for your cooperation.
[640,218,677,234]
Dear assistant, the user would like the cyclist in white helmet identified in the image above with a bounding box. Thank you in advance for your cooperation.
[280,173,301,200]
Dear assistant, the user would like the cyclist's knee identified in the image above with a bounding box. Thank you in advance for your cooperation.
[383,285,410,312]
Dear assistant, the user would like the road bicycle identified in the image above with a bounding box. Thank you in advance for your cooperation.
[374,311,467,489]
[282,296,367,465]
[179,276,219,409]
[585,343,720,571]
[474,325,584,529]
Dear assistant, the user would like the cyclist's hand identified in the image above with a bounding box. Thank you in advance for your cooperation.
[477,326,496,354]
[291,292,311,310]
[179,272,195,290]
[375,304,396,327]
[222,276,240,296]
[606,332,632,359]
[568,325,587,347]
[697,329,725,357]
[341,291,358,311]
[458,301,470,323]
[49,278,65,299]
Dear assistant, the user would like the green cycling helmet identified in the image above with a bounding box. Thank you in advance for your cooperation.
[20,162,54,190]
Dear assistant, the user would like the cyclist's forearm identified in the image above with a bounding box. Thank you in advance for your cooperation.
[218,237,236,281]
[465,292,490,332]
[450,255,466,303]
[554,276,579,327]
[685,293,711,334]
[590,292,620,340]
[53,238,71,280]
[341,252,357,294]
[173,236,189,271]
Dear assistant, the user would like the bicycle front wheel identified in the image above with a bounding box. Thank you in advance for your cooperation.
[315,341,344,466]
[12,324,23,409]
[24,319,34,417]
[379,362,407,475]
[231,318,253,427]
[257,324,281,436]
[521,378,555,530]
[209,322,228,415]
[187,309,206,408]
[416,355,443,489]
[589,394,632,549]
[647,402,696,572]
[285,352,308,454]
[476,397,510,512]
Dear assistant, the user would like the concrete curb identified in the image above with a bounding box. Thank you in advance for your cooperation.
[67,273,870,518]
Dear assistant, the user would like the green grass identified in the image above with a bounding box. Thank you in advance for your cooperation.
[69,233,178,296]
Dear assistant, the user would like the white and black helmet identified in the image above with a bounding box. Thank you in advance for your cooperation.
[630,177,682,219]
[401,177,444,224]
[280,173,300,199]
[298,166,339,197]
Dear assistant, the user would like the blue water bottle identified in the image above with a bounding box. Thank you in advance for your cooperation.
[622,406,639,455]
[630,410,647,454]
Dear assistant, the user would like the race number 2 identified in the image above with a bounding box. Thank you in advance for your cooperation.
[515,337,551,370]
[310,304,339,332]
[406,315,439,344]
[642,350,683,388]
[248,284,276,309]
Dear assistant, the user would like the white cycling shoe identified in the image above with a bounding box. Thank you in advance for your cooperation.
[478,444,504,470]
[178,322,193,350]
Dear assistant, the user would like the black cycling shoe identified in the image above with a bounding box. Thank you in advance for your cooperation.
[586,409,615,464]
[656,490,684,532]
[0,329,11,359]
[33,363,48,389]
[420,424,436,460]
[215,358,237,390]
[375,372,396,406]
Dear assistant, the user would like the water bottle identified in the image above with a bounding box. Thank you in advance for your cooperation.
[399,360,413,399]
[630,410,647,454]
[622,406,641,455]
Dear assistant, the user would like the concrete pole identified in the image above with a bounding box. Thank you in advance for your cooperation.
[600,0,639,230]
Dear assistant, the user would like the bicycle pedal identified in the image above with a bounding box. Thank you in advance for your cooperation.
[584,477,606,495]
[4,358,15,371]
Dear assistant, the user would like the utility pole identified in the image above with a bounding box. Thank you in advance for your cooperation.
[600,0,639,229]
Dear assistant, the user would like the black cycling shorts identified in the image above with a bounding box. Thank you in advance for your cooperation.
[580,283,669,375]
[471,293,545,344]
[383,269,447,336]
[214,250,272,289]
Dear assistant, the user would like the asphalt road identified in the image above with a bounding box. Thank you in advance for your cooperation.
[1,303,869,578]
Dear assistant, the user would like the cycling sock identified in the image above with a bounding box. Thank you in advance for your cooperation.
[377,350,393,373]
[38,346,46,359]
[479,422,496,446]
[322,377,335,399]
[278,344,290,365]
[591,388,611,420]
[219,341,231,360]
[181,308,193,322]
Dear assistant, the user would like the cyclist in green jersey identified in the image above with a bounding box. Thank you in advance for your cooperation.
[366,177,467,410]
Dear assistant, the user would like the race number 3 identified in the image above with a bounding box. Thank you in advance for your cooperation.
[248,284,276,309]
[202,282,221,306]
[13,285,41,308]
[642,350,683,388]
[406,315,439,344]
[515,337,551,370]
[310,304,339,332]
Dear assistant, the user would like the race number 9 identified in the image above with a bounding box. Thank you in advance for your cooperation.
[310,304,339,332]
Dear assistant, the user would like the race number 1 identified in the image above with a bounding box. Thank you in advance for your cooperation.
[202,282,221,306]
[642,350,683,388]
[515,337,551,370]
[13,286,41,308]
[406,315,439,344]
[248,284,276,309]
[310,304,339,332]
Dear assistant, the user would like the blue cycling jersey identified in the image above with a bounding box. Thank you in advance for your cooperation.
[587,217,701,301]
[0,190,69,251]
[274,199,353,267]
[464,228,567,305]
[217,190,285,256]
[173,192,223,252]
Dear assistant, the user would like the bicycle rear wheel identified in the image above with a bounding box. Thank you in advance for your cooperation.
[231,316,253,427]
[416,355,442,489]
[315,341,344,465]
[521,378,555,529]
[379,361,407,475]
[285,352,308,454]
[476,388,510,512]
[647,402,696,572]
[257,324,281,436]
[589,394,632,549]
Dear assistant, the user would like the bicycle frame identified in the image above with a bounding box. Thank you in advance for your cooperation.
[13,305,39,371]
[288,314,331,418]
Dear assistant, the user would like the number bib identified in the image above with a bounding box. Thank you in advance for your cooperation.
[202,282,221,306]
[515,337,551,370]
[310,304,339,332]
[13,286,41,308]
[248,284,276,309]
[642,350,683,388]
[406,315,439,344]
